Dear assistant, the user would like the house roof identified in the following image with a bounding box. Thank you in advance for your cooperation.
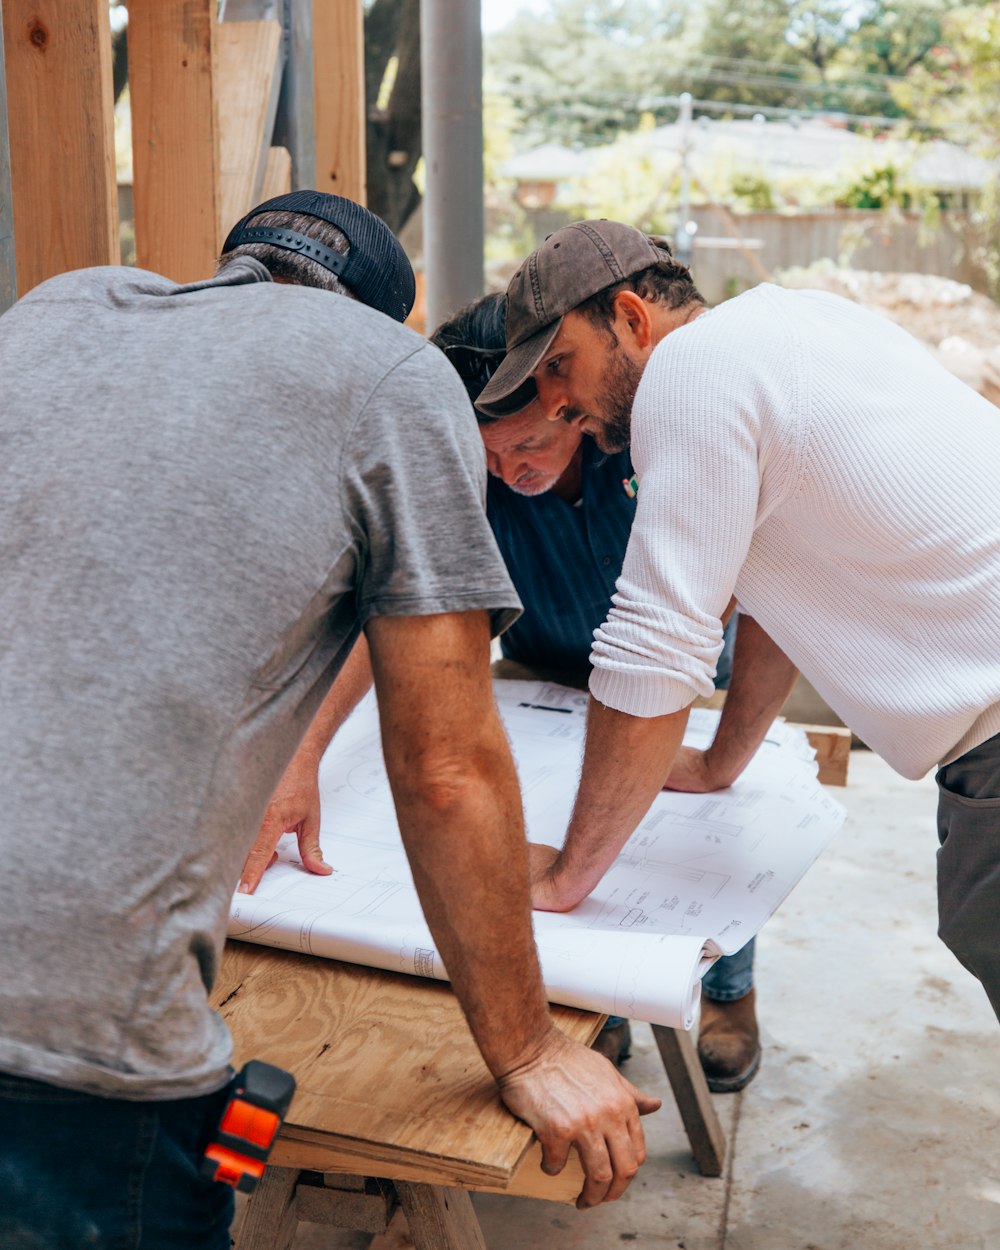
[501,118,996,191]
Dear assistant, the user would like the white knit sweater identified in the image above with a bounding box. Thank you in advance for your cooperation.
[589,284,1000,779]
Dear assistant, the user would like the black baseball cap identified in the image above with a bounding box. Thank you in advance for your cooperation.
[476,220,665,417]
[222,190,416,324]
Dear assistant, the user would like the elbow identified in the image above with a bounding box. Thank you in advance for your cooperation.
[388,744,509,814]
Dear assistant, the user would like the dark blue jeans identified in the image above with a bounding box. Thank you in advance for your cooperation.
[0,1071,234,1250]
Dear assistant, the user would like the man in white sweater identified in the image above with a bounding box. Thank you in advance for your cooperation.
[477,220,1000,1021]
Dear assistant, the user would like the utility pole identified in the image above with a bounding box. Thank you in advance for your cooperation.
[421,0,484,332]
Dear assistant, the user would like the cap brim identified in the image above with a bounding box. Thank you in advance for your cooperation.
[475,319,562,418]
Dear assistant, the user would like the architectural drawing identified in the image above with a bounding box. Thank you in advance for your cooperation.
[229,680,845,1028]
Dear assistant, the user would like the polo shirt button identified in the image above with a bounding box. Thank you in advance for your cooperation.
[602,557,611,567]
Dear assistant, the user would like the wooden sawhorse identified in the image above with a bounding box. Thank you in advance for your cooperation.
[213,942,725,1249]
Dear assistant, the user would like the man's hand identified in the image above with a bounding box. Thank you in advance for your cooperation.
[497,1029,661,1208]
[237,636,375,894]
[528,842,587,913]
[238,753,330,894]
[663,745,732,794]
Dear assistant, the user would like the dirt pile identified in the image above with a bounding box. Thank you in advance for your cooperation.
[777,261,1000,407]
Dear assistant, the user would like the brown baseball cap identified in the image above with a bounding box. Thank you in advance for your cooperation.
[476,220,664,418]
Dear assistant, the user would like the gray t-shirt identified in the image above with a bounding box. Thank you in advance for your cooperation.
[0,259,520,1098]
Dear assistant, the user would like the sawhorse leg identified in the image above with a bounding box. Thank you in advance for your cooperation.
[233,1166,489,1250]
[652,1025,726,1177]
[395,1181,488,1250]
[233,1165,300,1250]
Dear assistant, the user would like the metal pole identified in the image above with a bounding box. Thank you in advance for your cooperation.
[273,0,316,190]
[421,0,484,332]
[675,91,695,267]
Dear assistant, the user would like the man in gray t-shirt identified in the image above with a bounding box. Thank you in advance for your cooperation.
[0,192,657,1246]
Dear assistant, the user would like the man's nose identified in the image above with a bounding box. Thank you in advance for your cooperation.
[534,373,565,423]
[486,449,520,486]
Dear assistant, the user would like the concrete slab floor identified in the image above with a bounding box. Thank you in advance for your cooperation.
[236,751,1000,1249]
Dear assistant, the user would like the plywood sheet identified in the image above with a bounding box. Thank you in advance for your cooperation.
[213,942,601,1189]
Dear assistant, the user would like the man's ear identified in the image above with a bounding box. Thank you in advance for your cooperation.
[612,290,653,350]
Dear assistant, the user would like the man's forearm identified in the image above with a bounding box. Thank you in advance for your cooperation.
[704,614,799,785]
[368,613,553,1077]
[367,612,661,1206]
[542,698,690,909]
[238,636,376,894]
[296,634,374,765]
[386,738,554,1077]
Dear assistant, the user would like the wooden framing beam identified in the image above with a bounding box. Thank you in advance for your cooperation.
[216,18,283,233]
[313,0,366,203]
[129,0,220,282]
[1,0,117,295]
[0,16,16,312]
[260,147,293,201]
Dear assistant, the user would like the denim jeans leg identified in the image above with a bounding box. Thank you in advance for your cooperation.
[0,1073,234,1250]
[702,937,756,1002]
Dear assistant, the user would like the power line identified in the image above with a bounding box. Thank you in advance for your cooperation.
[681,54,914,88]
[484,87,961,135]
[672,66,898,103]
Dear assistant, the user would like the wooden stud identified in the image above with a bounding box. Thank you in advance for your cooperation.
[651,1025,726,1178]
[0,15,16,312]
[129,0,220,282]
[260,147,293,200]
[313,0,367,203]
[1,0,117,294]
[394,1182,489,1250]
[233,1165,300,1250]
[800,724,851,787]
[216,18,283,234]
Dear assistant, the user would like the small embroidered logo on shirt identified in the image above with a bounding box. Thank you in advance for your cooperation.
[622,475,638,499]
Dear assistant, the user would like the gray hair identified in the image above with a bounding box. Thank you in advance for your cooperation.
[219,210,357,297]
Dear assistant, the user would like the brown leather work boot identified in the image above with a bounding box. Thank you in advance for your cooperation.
[697,988,761,1093]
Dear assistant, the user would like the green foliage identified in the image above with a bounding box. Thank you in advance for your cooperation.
[837,162,910,208]
[728,171,777,210]
[892,3,1000,295]
[555,123,682,233]
[893,3,1000,149]
[485,0,695,149]
[486,0,1000,152]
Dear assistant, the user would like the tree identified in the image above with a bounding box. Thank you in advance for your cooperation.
[364,0,422,233]
[485,0,694,150]
[892,2,1000,148]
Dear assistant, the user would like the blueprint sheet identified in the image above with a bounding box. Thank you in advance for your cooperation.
[229,680,845,1029]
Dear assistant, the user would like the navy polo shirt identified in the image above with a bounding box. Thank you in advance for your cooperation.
[487,441,636,672]
[488,439,735,685]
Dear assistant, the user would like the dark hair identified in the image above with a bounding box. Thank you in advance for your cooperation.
[430,292,515,420]
[578,238,705,339]
[220,210,355,297]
